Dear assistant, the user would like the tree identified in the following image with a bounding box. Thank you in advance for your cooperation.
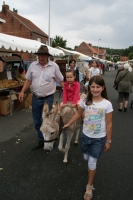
[128,52,133,60]
[74,45,78,50]
[52,35,67,48]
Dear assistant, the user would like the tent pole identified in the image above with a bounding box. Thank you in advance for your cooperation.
[68,55,69,68]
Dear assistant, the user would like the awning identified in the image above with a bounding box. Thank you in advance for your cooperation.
[0,33,64,57]
[55,46,92,61]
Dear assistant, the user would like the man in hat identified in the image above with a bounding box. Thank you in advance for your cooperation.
[19,45,64,150]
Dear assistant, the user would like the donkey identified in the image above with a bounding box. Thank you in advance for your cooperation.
[40,101,82,163]
[40,101,60,151]
[58,103,82,163]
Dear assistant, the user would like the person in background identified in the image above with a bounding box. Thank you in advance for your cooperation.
[69,59,79,82]
[63,76,113,200]
[116,63,133,112]
[83,62,92,84]
[114,64,124,85]
[19,45,64,150]
[89,60,100,79]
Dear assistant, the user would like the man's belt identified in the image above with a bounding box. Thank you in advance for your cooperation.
[33,93,53,100]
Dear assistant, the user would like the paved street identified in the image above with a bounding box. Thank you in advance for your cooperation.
[0,70,133,200]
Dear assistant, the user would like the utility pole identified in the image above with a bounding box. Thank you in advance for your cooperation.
[48,0,50,46]
[98,39,101,58]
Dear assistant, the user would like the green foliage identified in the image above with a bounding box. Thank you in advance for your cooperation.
[113,57,119,62]
[106,56,111,61]
[52,35,67,48]
[74,45,78,50]
[105,46,133,57]
[65,47,74,50]
[128,52,133,60]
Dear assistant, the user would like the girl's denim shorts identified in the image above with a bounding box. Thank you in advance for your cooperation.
[81,133,106,159]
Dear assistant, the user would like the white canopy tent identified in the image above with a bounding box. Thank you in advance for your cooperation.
[55,46,92,61]
[0,33,64,57]
[55,46,92,82]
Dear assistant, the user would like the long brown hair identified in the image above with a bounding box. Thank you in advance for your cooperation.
[85,76,109,105]
[92,60,99,68]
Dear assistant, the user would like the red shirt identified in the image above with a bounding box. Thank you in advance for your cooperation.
[63,81,80,104]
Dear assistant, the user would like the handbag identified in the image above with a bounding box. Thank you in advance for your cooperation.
[113,83,119,90]
[113,71,129,90]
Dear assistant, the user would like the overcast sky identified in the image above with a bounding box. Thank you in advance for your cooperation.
[3,0,133,49]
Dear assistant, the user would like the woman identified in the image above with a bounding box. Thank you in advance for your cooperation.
[116,63,133,112]
[114,64,124,85]
[89,60,100,79]
[69,59,79,82]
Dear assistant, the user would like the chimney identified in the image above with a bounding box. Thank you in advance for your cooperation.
[2,4,9,13]
[88,43,92,46]
[13,8,18,13]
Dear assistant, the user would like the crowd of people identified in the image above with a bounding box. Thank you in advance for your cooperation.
[0,43,133,199]
[1,43,133,199]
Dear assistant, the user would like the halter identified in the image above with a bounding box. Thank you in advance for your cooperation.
[42,104,77,143]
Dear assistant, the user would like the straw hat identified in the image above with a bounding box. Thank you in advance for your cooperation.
[35,45,51,56]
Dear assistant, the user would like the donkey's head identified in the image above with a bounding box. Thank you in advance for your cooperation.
[40,101,59,151]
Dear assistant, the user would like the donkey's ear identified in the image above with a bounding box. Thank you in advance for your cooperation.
[50,101,59,120]
[43,101,49,117]
[54,101,59,114]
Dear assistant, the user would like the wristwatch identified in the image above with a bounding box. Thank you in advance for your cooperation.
[106,140,111,144]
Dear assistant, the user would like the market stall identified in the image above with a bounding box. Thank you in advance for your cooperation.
[0,33,64,56]
[0,33,64,115]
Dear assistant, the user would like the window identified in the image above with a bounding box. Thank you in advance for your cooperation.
[37,38,41,42]
[46,40,49,45]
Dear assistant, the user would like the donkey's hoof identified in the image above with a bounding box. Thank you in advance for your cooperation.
[63,160,68,165]
[74,142,78,146]
[44,149,51,152]
[44,149,50,153]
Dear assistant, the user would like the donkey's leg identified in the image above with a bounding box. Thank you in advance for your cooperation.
[74,127,81,145]
[63,132,73,163]
[58,132,65,152]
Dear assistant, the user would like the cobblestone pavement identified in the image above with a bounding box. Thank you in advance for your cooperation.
[0,70,133,200]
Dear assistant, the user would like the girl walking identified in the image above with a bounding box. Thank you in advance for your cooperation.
[63,76,113,200]
[89,60,100,79]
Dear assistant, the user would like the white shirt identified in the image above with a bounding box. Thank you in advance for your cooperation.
[26,60,63,97]
[90,67,100,78]
[80,98,113,138]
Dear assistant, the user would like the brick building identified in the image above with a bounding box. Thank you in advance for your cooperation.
[120,56,129,62]
[0,3,48,60]
[75,42,106,60]
[0,17,5,32]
